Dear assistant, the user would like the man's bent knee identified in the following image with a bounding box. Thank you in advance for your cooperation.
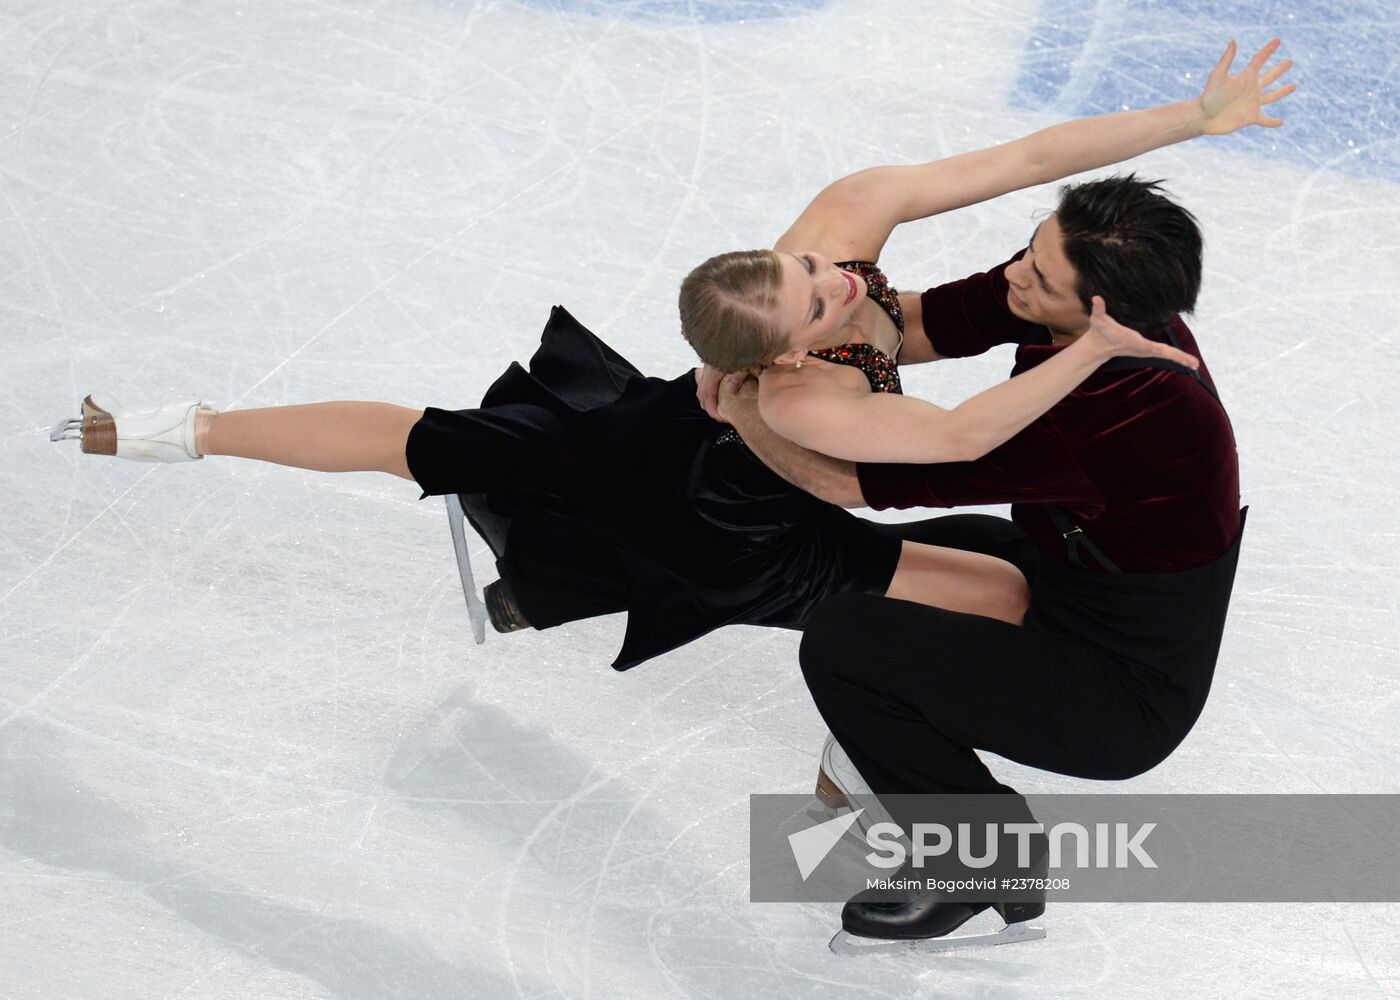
[799,593,878,683]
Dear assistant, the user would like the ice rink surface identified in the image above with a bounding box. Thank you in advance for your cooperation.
[2,0,1398,997]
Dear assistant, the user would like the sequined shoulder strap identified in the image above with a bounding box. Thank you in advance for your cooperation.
[835,260,905,337]
[806,343,902,394]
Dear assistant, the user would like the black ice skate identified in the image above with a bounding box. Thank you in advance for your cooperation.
[829,889,1046,956]
[484,579,530,632]
[831,833,1049,956]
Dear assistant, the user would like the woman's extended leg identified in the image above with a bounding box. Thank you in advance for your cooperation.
[883,540,1030,625]
[202,403,423,479]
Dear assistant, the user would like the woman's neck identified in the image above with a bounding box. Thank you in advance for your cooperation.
[812,300,895,352]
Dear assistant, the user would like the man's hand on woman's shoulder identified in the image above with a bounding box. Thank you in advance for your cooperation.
[715,372,760,426]
[695,365,726,422]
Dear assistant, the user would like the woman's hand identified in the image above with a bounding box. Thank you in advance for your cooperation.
[1199,38,1296,135]
[1082,297,1201,370]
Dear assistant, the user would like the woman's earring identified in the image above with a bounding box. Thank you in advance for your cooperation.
[794,360,804,369]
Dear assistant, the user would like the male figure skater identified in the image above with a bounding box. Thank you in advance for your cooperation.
[717,174,1246,949]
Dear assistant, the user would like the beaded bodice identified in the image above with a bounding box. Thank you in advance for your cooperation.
[805,342,901,394]
[806,261,904,394]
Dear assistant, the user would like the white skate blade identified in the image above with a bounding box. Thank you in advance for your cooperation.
[49,417,83,442]
[446,495,488,645]
[829,920,1045,956]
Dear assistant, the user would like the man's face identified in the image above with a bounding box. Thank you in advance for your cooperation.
[1004,213,1092,337]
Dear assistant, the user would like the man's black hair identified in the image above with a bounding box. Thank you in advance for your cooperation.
[1055,174,1203,333]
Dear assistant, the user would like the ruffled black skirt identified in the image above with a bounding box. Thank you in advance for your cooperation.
[405,305,902,669]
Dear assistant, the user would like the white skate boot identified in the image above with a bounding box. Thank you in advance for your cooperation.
[50,394,213,462]
[815,733,898,841]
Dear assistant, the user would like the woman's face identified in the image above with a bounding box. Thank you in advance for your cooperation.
[770,251,866,362]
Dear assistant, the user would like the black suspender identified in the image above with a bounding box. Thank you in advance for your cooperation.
[1043,335,1223,574]
[1044,504,1123,573]
[1098,354,1222,403]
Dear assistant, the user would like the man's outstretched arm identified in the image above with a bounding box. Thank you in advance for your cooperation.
[717,375,866,509]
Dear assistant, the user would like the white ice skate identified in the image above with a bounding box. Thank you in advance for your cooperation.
[49,394,211,462]
[813,733,898,841]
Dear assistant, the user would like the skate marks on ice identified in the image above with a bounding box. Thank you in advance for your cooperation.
[0,722,538,999]
[1012,0,1400,182]
[0,683,1013,1000]
[515,0,829,22]
[373,682,1062,996]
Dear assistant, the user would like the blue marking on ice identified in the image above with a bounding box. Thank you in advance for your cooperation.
[514,0,827,23]
[1011,0,1400,182]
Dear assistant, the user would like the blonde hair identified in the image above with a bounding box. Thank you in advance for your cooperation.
[678,250,787,373]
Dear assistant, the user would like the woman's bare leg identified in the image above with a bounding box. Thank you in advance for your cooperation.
[203,402,423,480]
[883,540,1030,625]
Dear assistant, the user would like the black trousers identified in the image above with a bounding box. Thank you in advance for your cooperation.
[477,500,1243,812]
[800,513,1245,818]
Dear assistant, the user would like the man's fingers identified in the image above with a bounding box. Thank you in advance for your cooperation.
[718,373,755,404]
[698,385,722,421]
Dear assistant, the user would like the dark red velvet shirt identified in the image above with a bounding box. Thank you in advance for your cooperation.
[858,255,1242,573]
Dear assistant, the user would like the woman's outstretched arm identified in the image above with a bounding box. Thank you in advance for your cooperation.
[775,39,1294,262]
[757,298,1185,464]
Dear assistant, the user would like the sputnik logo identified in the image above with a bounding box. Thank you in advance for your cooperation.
[788,809,865,881]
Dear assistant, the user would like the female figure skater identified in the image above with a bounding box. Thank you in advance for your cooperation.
[52,40,1291,669]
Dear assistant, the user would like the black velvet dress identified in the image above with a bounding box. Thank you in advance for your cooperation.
[405,263,907,669]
